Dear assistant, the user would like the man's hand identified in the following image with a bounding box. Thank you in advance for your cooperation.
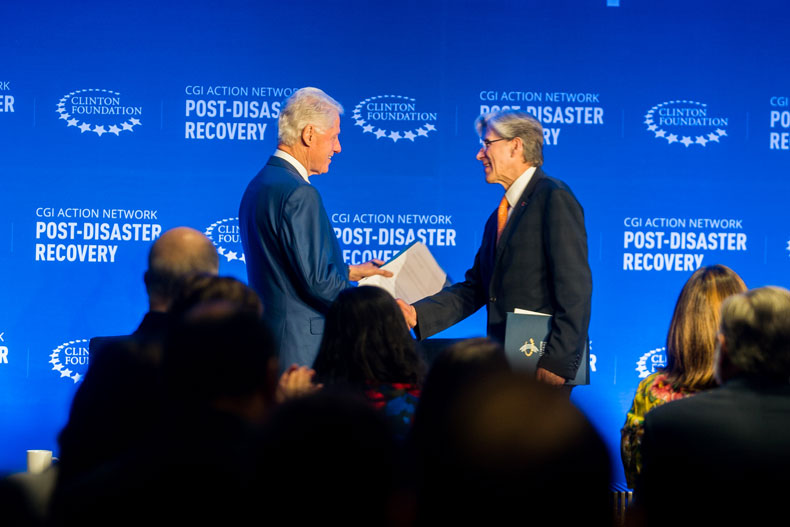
[348,259,393,281]
[536,367,566,387]
[396,299,417,329]
[275,364,322,403]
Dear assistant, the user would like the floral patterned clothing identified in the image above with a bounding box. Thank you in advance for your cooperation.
[364,382,420,441]
[620,372,699,488]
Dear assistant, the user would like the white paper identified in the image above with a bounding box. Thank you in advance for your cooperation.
[358,242,447,304]
[513,308,551,317]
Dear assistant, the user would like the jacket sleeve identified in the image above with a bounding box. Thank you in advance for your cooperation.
[412,216,492,339]
[279,184,349,309]
[536,187,592,379]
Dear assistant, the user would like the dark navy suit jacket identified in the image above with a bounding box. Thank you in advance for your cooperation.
[413,168,592,380]
[638,377,790,523]
[239,155,350,369]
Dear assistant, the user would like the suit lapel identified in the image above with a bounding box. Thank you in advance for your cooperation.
[493,168,545,267]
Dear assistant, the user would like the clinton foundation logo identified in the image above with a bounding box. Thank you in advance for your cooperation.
[644,100,728,148]
[353,95,437,143]
[205,217,245,264]
[49,339,89,383]
[635,347,667,378]
[56,88,142,137]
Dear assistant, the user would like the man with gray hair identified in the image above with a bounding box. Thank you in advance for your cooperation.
[400,109,591,389]
[638,286,790,524]
[240,87,390,369]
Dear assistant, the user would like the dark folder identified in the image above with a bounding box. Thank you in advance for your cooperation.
[503,311,590,386]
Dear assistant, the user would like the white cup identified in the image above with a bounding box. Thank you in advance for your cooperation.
[26,449,54,474]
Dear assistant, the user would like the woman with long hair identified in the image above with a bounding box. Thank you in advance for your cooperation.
[620,264,746,487]
[313,285,424,438]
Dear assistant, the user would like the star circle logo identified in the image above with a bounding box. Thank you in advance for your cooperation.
[56,88,142,137]
[353,95,437,143]
[644,100,728,148]
[635,346,667,378]
[204,217,245,264]
[49,339,89,383]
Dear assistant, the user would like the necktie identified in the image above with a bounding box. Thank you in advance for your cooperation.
[497,195,509,243]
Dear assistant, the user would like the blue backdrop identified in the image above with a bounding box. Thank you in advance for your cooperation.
[3,0,790,485]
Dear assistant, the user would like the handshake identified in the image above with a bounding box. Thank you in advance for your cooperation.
[349,258,417,329]
[352,242,448,331]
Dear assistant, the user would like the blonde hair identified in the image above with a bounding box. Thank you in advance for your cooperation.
[664,264,746,390]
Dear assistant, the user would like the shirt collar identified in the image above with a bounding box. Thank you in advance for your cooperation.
[273,149,310,183]
[504,166,537,208]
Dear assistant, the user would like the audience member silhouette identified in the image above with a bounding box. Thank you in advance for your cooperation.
[168,274,326,403]
[408,339,508,461]
[54,227,219,497]
[415,371,612,525]
[168,273,263,319]
[636,286,790,525]
[259,389,407,526]
[89,226,220,361]
[411,337,509,430]
[620,264,745,487]
[313,285,425,439]
[407,338,511,522]
[51,301,279,527]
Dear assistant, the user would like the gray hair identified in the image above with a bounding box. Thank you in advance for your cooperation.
[278,87,344,146]
[719,286,790,379]
[475,110,544,167]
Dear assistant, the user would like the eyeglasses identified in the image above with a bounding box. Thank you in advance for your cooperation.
[480,138,507,149]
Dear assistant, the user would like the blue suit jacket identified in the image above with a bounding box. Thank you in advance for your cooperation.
[239,156,350,368]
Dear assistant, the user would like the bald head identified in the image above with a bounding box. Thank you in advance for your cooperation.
[144,227,219,312]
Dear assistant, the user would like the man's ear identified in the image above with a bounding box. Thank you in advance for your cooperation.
[301,124,314,146]
[510,136,523,158]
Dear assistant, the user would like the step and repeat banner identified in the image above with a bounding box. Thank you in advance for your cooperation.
[2,0,789,483]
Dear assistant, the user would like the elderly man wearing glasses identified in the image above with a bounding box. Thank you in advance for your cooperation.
[399,109,592,390]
